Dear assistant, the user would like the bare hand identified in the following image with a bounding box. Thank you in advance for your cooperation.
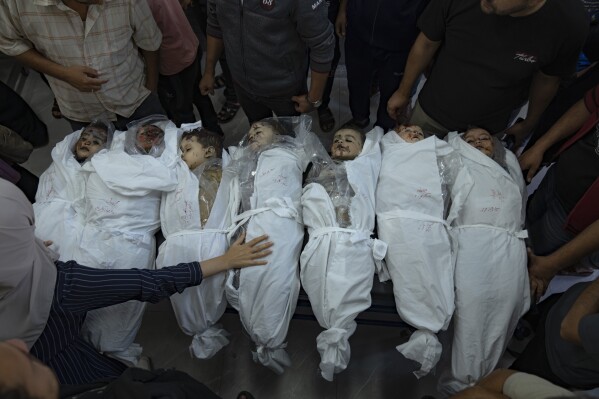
[291,94,312,113]
[504,120,533,149]
[335,10,347,37]
[527,247,557,302]
[43,240,53,247]
[518,146,545,183]
[64,65,108,92]
[387,90,409,121]
[222,232,273,269]
[199,73,215,95]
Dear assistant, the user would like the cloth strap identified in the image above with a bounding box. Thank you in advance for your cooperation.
[377,209,448,227]
[227,197,301,240]
[453,224,528,239]
[311,226,387,277]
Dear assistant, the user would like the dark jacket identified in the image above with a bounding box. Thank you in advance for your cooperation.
[207,0,334,97]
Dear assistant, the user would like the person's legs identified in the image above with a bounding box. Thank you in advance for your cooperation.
[344,27,373,126]
[220,57,238,105]
[114,93,166,131]
[157,58,198,127]
[262,90,302,118]
[157,75,177,123]
[318,0,341,132]
[526,166,575,256]
[216,57,241,123]
[510,295,569,388]
[373,48,408,131]
[234,83,275,124]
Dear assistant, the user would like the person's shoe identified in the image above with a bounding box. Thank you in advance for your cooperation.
[217,101,240,123]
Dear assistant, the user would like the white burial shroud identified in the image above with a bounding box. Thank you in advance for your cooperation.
[33,129,88,261]
[225,140,308,375]
[75,126,178,364]
[300,127,386,381]
[376,133,472,378]
[156,122,234,359]
[442,132,530,394]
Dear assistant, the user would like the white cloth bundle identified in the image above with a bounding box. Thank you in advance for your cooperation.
[75,125,178,364]
[156,122,234,359]
[300,127,385,381]
[376,133,472,378]
[33,130,87,261]
[224,116,315,374]
[442,132,530,394]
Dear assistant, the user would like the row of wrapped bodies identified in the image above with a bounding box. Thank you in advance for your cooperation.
[32,115,529,392]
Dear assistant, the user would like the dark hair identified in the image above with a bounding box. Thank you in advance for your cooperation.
[181,128,223,158]
[0,386,41,399]
[336,124,366,145]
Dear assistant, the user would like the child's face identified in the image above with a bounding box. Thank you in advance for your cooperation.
[248,122,276,151]
[331,129,363,160]
[463,128,494,157]
[75,127,107,161]
[395,125,424,143]
[180,136,211,170]
[136,124,164,152]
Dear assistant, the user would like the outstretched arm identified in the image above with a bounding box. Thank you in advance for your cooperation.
[57,233,272,313]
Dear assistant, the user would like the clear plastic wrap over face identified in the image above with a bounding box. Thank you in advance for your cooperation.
[230,115,323,213]
[73,119,116,162]
[436,146,465,219]
[125,114,170,157]
[192,158,223,227]
[307,160,355,227]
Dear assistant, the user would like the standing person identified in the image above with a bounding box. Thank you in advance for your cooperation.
[200,0,335,124]
[0,0,165,131]
[147,0,200,127]
[386,0,588,141]
[184,0,226,134]
[337,0,429,131]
